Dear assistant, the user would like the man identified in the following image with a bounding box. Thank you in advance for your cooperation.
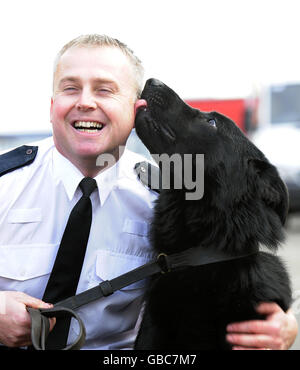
[0,34,297,350]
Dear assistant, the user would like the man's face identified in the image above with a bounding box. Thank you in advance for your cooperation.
[51,46,138,164]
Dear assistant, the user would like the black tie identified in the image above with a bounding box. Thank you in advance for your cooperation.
[42,177,97,349]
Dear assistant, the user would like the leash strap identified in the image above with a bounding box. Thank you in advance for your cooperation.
[27,306,86,350]
[28,246,257,350]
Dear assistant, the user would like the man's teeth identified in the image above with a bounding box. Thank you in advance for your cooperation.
[77,129,100,132]
[74,121,103,130]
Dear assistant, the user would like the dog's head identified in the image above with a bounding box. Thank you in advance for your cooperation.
[135,78,289,230]
[135,79,222,157]
[136,79,263,164]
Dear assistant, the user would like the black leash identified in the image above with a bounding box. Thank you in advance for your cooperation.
[27,245,258,350]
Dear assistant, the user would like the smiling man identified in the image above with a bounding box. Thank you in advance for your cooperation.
[0,34,297,350]
[0,35,154,350]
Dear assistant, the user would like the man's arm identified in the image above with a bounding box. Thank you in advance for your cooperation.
[226,302,298,350]
[0,291,55,347]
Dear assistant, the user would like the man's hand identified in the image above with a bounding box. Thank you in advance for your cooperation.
[0,291,56,348]
[226,302,298,350]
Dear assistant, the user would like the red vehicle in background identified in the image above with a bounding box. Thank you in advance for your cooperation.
[186,98,255,133]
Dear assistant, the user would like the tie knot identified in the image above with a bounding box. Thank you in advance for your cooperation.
[79,177,97,197]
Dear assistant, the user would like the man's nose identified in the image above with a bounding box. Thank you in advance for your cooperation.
[76,89,97,111]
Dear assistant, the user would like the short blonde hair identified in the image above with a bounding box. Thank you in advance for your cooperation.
[53,34,144,97]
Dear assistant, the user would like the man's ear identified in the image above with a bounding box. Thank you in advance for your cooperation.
[134,99,147,119]
[248,158,289,225]
[50,97,54,124]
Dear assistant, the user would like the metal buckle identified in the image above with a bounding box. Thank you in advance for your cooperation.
[157,253,171,274]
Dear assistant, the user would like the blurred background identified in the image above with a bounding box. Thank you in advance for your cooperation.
[0,0,299,349]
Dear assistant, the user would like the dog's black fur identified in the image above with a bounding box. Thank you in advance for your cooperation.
[134,79,292,350]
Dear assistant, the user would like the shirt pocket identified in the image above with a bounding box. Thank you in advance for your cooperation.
[7,208,42,224]
[122,219,149,237]
[94,249,154,290]
[0,243,58,281]
[118,218,152,254]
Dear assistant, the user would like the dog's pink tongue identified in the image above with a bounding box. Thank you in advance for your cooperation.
[134,99,147,115]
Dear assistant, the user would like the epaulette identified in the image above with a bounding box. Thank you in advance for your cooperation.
[134,161,161,193]
[0,145,38,177]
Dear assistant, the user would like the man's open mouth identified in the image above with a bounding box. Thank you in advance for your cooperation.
[73,121,104,133]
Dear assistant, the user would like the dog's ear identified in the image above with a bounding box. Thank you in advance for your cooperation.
[248,158,289,225]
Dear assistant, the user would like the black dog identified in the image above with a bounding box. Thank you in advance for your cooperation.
[134,79,292,350]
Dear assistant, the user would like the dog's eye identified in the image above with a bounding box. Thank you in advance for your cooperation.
[208,119,217,127]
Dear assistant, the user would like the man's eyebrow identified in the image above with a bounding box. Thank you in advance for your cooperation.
[58,77,80,86]
[92,78,119,89]
[58,76,118,87]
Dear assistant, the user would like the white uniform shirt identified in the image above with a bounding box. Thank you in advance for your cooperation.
[0,137,158,349]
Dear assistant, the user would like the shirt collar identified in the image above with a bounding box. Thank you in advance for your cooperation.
[94,148,138,205]
[52,148,84,201]
[52,147,137,205]
[94,159,119,205]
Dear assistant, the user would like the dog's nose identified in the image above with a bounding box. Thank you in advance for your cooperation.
[147,78,164,87]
